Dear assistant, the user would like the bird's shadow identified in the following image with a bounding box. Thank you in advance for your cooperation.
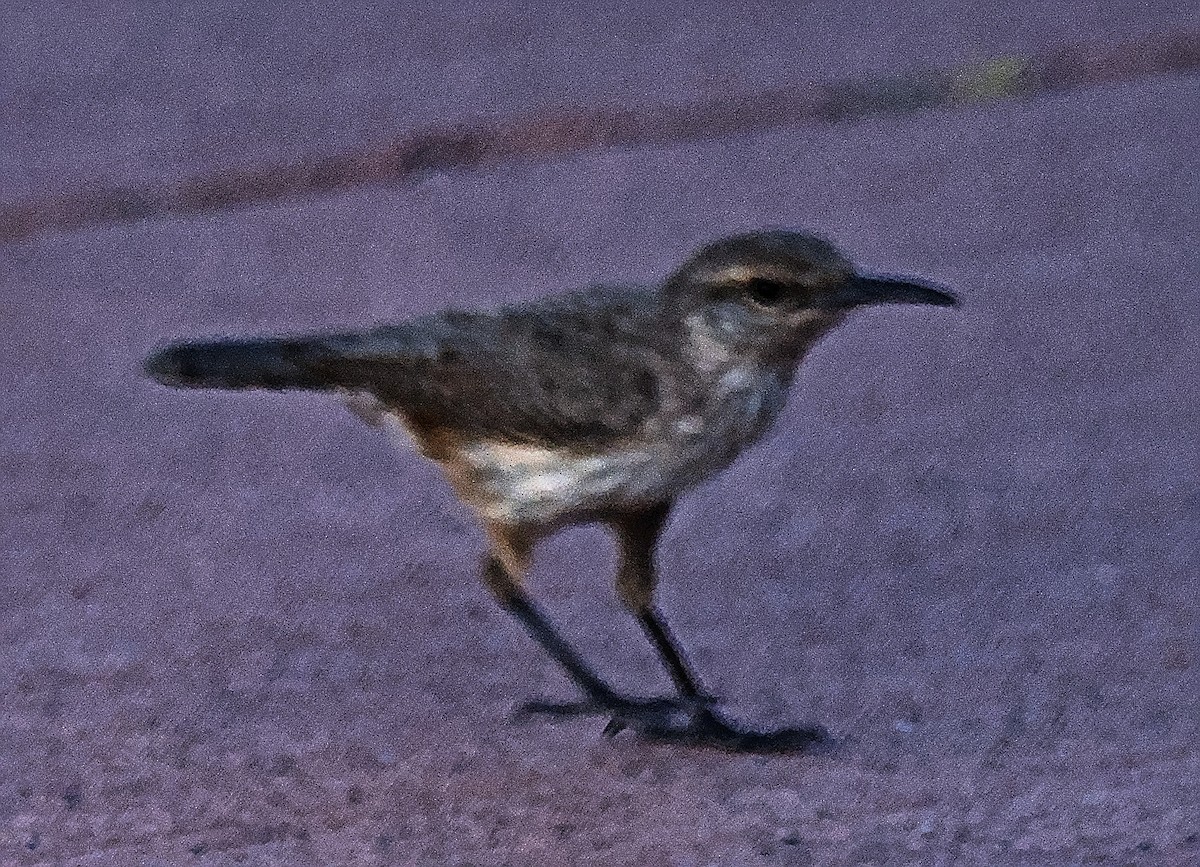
[625,710,834,755]
[514,697,835,755]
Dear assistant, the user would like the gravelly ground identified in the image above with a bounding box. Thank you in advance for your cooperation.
[2,3,1197,865]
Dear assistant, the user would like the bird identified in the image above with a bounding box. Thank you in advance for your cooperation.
[145,230,957,752]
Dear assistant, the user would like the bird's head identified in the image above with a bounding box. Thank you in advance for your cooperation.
[662,230,957,361]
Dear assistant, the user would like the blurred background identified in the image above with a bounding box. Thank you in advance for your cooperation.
[1,3,1197,865]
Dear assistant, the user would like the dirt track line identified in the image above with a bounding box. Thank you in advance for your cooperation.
[2,30,1196,244]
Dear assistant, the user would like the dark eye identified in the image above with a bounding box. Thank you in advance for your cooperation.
[745,278,787,306]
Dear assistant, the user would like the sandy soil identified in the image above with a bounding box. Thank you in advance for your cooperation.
[2,3,1197,865]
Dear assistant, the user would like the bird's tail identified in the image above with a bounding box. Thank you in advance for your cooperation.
[144,332,376,392]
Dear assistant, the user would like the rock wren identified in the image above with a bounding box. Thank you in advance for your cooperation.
[146,230,957,751]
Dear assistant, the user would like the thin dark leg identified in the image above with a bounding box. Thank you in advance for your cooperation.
[635,607,831,753]
[610,509,832,753]
[498,584,617,703]
[491,547,829,752]
[637,606,706,700]
[611,504,712,705]
[488,556,700,728]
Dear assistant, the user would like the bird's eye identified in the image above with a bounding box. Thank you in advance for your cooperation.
[745,278,787,306]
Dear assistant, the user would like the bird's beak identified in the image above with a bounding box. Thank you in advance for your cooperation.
[836,274,958,309]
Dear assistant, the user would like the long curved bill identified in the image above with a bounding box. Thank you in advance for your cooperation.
[837,274,958,308]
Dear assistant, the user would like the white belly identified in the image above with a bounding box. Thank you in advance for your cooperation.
[341,364,789,527]
[457,441,663,524]
[456,363,789,525]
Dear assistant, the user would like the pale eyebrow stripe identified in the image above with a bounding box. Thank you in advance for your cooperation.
[707,265,804,285]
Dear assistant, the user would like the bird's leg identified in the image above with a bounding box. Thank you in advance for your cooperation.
[636,606,708,703]
[611,505,831,753]
[481,527,690,729]
[486,555,617,705]
[613,504,718,717]
[486,518,827,751]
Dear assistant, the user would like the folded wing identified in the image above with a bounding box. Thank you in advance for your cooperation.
[144,287,681,450]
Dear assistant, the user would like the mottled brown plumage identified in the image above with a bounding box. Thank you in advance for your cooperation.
[146,230,956,751]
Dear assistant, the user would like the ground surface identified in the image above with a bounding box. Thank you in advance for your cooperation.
[2,3,1198,865]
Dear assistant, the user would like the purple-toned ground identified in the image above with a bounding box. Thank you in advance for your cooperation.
[1,3,1197,865]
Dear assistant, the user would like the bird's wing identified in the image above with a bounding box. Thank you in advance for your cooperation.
[336,288,683,450]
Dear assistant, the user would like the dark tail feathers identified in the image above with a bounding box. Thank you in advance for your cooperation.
[144,335,358,391]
